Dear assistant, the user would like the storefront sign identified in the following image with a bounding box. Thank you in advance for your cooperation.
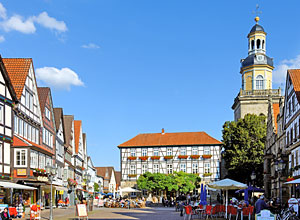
[17,169,27,176]
[76,204,88,217]
[37,176,48,182]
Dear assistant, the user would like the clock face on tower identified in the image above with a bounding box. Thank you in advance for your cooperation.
[256,55,264,61]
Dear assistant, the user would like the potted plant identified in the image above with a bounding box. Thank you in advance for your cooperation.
[127,156,137,160]
[178,155,189,159]
[164,155,174,160]
[190,155,200,159]
[139,156,149,161]
[202,155,212,159]
[203,173,212,177]
[151,156,160,160]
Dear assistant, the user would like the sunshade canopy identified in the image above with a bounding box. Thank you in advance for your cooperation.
[284,179,300,184]
[0,181,36,190]
[208,178,247,190]
[235,185,264,193]
[120,187,141,193]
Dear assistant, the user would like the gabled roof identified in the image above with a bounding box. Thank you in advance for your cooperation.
[115,171,121,188]
[2,58,32,99]
[288,69,300,103]
[0,57,18,102]
[273,103,280,133]
[118,131,222,147]
[37,87,50,113]
[95,167,115,181]
[83,133,86,152]
[53,108,63,131]
[63,115,74,148]
[13,135,53,155]
[74,120,82,154]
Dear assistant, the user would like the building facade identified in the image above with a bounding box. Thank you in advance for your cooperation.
[232,16,282,121]
[95,167,116,195]
[118,130,222,187]
[0,57,18,185]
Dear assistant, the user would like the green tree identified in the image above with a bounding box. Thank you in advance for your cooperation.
[222,113,266,186]
[94,182,100,192]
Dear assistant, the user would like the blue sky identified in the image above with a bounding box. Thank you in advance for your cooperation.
[1,0,300,170]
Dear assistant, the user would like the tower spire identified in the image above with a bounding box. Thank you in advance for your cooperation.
[253,4,262,24]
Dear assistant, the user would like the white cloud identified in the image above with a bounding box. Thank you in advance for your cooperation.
[36,67,84,90]
[1,15,36,34]
[32,12,67,32]
[0,3,7,19]
[0,35,5,43]
[273,55,300,84]
[81,43,100,49]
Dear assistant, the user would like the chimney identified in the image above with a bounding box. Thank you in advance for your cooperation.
[161,128,165,134]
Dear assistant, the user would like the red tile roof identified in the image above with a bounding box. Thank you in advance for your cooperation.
[118,131,222,147]
[95,167,115,180]
[37,87,50,113]
[63,115,74,150]
[289,69,300,103]
[272,103,280,133]
[13,135,53,155]
[2,58,32,100]
[74,120,82,154]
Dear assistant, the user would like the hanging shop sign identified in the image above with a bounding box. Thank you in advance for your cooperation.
[37,176,48,182]
[17,169,27,176]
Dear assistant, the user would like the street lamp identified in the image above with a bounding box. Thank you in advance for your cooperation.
[275,159,286,207]
[46,163,57,220]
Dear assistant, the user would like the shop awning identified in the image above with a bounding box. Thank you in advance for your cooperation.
[0,181,36,190]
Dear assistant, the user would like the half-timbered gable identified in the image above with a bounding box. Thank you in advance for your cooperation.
[0,57,18,179]
[95,167,116,194]
[284,70,300,183]
[118,130,222,184]
[74,120,84,188]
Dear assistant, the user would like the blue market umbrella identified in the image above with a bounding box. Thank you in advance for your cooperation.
[203,185,207,205]
[200,184,204,205]
[235,185,264,193]
[244,188,249,202]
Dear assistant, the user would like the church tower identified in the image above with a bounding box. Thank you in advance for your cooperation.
[232,16,282,121]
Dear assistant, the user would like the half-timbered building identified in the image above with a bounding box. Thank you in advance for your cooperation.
[3,58,53,206]
[118,129,222,185]
[0,57,18,183]
[74,120,84,190]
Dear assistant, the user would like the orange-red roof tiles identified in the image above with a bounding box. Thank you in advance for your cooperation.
[272,103,280,133]
[2,58,32,100]
[289,69,300,103]
[37,87,50,113]
[13,136,53,155]
[74,120,82,154]
[118,131,222,147]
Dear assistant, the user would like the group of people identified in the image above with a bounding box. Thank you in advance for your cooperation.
[99,197,146,209]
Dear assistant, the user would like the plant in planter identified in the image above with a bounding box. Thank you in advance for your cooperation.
[139,156,149,161]
[128,174,137,177]
[202,155,212,159]
[203,173,212,177]
[190,155,200,159]
[151,156,160,160]
[178,155,188,159]
[127,156,137,160]
[164,155,174,160]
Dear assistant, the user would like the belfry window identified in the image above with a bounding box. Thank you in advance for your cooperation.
[251,40,255,50]
[262,40,265,49]
[256,75,264,90]
[257,39,261,49]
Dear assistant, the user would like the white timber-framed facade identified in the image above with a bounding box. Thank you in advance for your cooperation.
[118,129,222,184]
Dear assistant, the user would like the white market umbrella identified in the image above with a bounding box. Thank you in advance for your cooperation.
[0,181,36,190]
[284,179,300,184]
[120,187,141,197]
[208,178,247,218]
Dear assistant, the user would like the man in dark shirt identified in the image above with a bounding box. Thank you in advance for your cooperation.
[255,195,269,214]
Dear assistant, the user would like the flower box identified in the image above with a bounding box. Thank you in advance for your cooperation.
[127,156,137,160]
[128,174,137,178]
[287,177,295,182]
[151,156,160,160]
[164,155,174,160]
[202,155,212,159]
[190,155,200,159]
[139,156,149,161]
[67,178,78,186]
[34,168,46,174]
[178,155,188,159]
[203,173,212,177]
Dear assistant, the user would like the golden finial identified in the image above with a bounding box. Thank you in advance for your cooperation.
[253,4,262,24]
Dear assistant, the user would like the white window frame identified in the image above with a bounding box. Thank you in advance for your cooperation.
[167,164,173,174]
[153,148,159,156]
[142,149,147,156]
[153,164,159,173]
[130,165,136,175]
[167,148,172,156]
[14,149,27,167]
[142,164,148,174]
[180,147,186,155]
[204,163,210,173]
[30,150,38,169]
[192,163,198,174]
[14,116,18,134]
[45,107,50,120]
[204,146,210,155]
[192,147,198,155]
[256,75,264,90]
[180,164,186,172]
[130,149,136,157]
[0,144,2,163]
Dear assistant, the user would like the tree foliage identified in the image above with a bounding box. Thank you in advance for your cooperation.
[137,171,201,195]
[222,114,266,186]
